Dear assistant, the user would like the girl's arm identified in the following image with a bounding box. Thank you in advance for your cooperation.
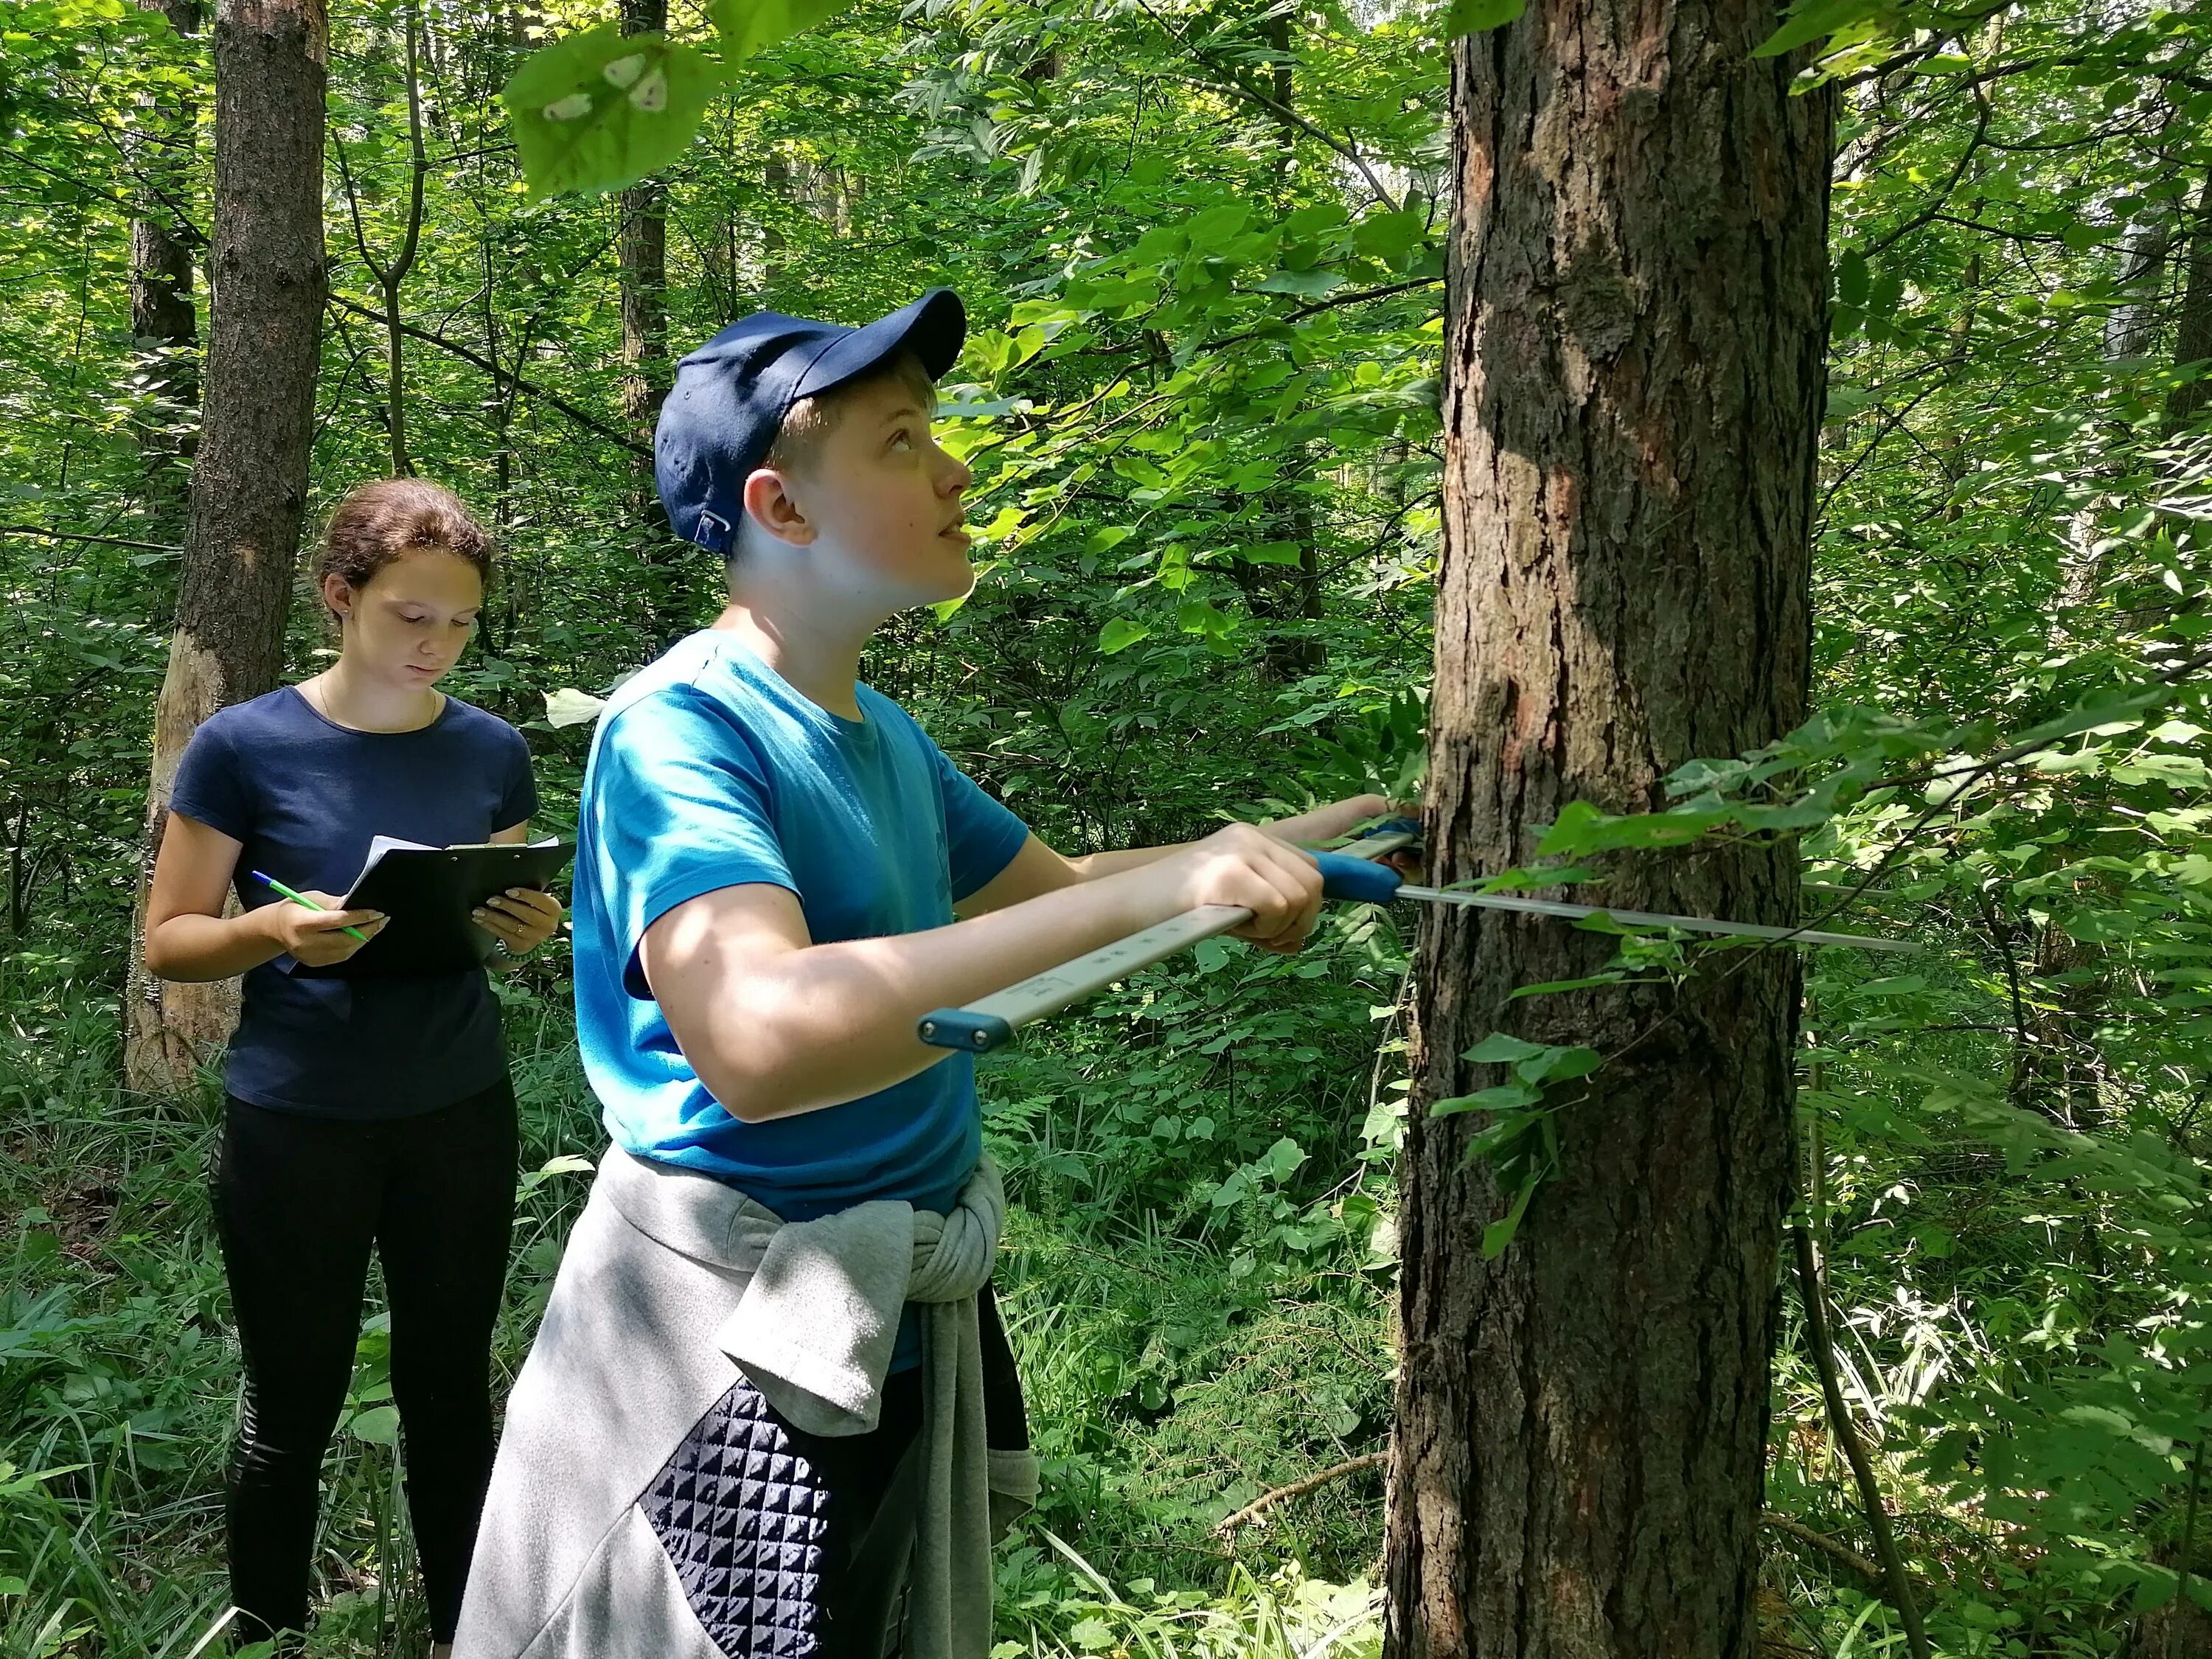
[143,813,387,981]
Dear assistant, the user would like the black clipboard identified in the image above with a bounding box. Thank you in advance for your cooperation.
[290,838,574,979]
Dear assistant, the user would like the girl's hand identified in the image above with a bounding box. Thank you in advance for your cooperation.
[259,892,388,967]
[474,886,564,959]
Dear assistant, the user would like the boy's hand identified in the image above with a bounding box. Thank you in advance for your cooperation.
[257,891,388,967]
[1262,793,1414,849]
[1153,823,1326,953]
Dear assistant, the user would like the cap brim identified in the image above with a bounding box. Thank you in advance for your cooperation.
[793,288,967,401]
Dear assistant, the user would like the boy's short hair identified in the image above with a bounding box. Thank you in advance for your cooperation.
[729,349,939,574]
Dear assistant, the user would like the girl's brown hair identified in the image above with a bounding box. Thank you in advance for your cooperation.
[313,479,493,619]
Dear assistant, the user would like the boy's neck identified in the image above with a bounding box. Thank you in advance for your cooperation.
[711,596,874,721]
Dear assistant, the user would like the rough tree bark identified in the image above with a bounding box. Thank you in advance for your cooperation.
[2166,173,2212,437]
[122,0,328,1096]
[618,0,684,640]
[1385,2,1832,1653]
[128,0,205,532]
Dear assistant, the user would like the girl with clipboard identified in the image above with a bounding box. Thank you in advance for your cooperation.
[142,479,563,1656]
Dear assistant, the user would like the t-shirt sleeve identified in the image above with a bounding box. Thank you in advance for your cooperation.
[930,739,1030,902]
[587,690,797,998]
[167,715,254,841]
[493,723,539,831]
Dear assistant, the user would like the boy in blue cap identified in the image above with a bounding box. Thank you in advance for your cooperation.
[453,290,1391,1659]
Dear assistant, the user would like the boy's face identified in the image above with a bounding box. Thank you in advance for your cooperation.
[771,372,975,608]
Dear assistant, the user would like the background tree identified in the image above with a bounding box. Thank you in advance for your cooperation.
[122,0,330,1094]
[125,0,204,533]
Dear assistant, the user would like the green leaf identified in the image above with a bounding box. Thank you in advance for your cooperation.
[1184,204,1250,249]
[1753,0,1877,59]
[504,27,720,200]
[1097,618,1150,655]
[1482,1172,1540,1257]
[1508,973,1631,999]
[2113,754,2212,789]
[1850,975,1926,998]
[708,0,858,60]
[1516,1044,1602,1085]
[1353,209,1425,263]
[347,1405,401,1447]
[1462,1032,1547,1064]
[1834,248,1870,307]
[1255,268,1345,299]
[1430,1082,1543,1118]
[1442,0,1525,38]
[544,686,608,728]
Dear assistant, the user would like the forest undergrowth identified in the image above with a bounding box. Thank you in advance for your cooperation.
[8,0,2212,1651]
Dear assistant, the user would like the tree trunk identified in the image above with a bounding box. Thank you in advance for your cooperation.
[122,0,328,1097]
[128,0,205,535]
[2166,174,2212,437]
[616,0,684,641]
[1385,2,1832,1652]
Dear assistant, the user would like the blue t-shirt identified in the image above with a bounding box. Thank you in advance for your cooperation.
[574,630,1030,1222]
[167,686,538,1118]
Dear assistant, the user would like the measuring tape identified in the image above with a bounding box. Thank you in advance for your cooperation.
[917,823,1912,1054]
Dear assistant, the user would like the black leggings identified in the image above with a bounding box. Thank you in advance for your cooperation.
[212,1077,517,1646]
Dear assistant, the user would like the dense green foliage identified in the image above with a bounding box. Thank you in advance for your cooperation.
[4,0,2212,1653]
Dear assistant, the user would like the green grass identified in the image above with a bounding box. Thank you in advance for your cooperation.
[0,930,1402,1657]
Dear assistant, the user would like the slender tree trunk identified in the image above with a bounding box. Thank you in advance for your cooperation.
[763,150,791,294]
[2166,174,2212,437]
[618,0,682,639]
[122,0,328,1096]
[1385,2,1832,1652]
[128,0,205,535]
[335,2,426,477]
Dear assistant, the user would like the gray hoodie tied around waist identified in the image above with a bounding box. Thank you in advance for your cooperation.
[453,1148,1037,1659]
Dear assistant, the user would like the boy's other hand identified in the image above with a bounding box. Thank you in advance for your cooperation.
[1157,824,1325,953]
[1262,792,1419,849]
[259,891,388,967]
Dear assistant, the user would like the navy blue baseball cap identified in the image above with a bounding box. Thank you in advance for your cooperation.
[655,288,967,555]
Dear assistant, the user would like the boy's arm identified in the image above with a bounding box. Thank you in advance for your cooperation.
[954,792,1394,917]
[641,824,1324,1124]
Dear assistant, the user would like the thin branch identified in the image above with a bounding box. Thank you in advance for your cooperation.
[1212,1450,1387,1538]
[1124,0,1402,213]
[1865,88,1992,258]
[0,524,178,553]
[1761,1510,1885,1584]
[1200,276,1443,352]
[1793,1225,1933,1659]
[324,293,650,457]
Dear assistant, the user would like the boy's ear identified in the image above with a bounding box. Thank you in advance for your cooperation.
[740,466,816,549]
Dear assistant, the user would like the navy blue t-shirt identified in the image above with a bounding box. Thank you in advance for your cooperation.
[167,686,538,1118]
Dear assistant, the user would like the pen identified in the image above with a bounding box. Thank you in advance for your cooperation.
[249,870,372,944]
